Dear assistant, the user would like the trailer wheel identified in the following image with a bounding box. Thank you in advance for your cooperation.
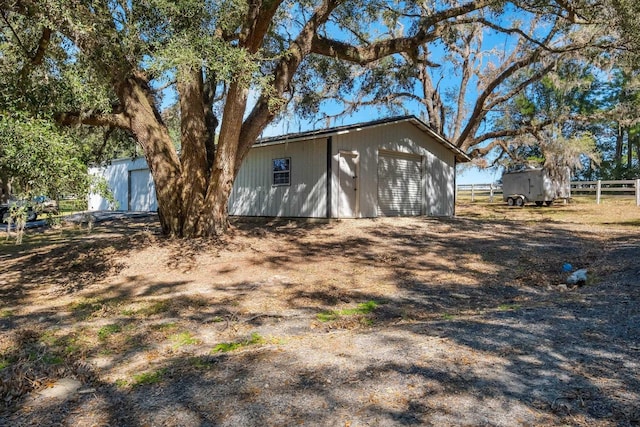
[507,197,515,206]
[515,197,525,207]
[545,201,553,206]
[535,201,543,207]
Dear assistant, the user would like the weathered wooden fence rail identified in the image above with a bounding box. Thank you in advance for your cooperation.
[457,179,640,206]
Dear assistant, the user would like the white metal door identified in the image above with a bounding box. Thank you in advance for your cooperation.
[128,169,157,211]
[377,151,422,216]
[338,151,359,218]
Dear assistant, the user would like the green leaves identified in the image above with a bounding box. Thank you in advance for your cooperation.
[0,112,88,198]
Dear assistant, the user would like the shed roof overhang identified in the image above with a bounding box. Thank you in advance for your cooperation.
[254,115,472,163]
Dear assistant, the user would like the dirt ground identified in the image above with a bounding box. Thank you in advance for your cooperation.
[1,199,639,426]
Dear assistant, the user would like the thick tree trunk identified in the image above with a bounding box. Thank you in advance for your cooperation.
[116,76,184,236]
[197,82,250,236]
[177,67,209,237]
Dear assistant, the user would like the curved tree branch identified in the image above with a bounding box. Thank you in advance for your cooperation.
[457,50,548,150]
[30,27,51,66]
[239,0,344,159]
[0,8,28,55]
[468,138,509,158]
[485,63,556,113]
[310,0,499,64]
[466,118,554,156]
[55,111,130,129]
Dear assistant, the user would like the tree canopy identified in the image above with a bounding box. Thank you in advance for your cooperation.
[0,0,633,236]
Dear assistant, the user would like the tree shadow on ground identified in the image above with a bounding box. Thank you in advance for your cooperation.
[1,215,638,426]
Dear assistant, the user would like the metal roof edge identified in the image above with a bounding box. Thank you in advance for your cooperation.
[254,115,414,146]
[254,115,472,163]
[405,117,472,163]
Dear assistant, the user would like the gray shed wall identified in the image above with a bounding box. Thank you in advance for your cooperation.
[228,138,328,217]
[230,120,456,218]
[330,121,455,217]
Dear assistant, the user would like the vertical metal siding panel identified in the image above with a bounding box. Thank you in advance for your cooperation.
[421,156,428,215]
[111,162,129,211]
[425,154,454,216]
[284,138,326,217]
[377,151,422,216]
[230,148,268,216]
[395,122,455,216]
[230,138,327,217]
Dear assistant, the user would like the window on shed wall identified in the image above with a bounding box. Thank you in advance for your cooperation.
[272,157,291,186]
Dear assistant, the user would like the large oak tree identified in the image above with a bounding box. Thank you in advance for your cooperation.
[0,0,613,237]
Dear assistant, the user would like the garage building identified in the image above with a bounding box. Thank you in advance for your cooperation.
[89,115,470,218]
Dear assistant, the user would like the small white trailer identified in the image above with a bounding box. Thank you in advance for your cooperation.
[502,168,570,207]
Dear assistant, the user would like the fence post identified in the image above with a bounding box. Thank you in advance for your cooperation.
[489,184,494,202]
[471,184,475,202]
[636,179,640,207]
[596,180,601,204]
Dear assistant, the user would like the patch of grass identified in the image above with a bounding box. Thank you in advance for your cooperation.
[212,332,265,353]
[63,342,83,356]
[0,359,10,370]
[53,330,92,356]
[139,300,171,316]
[132,368,166,386]
[42,354,64,365]
[120,308,136,316]
[98,324,122,340]
[497,304,521,311]
[38,330,59,346]
[316,311,339,322]
[0,309,13,318]
[189,356,218,370]
[169,331,200,349]
[442,313,455,320]
[317,300,380,322]
[69,298,110,319]
[151,322,178,331]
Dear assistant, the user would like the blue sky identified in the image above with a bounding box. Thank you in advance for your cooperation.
[255,12,526,185]
[457,164,502,184]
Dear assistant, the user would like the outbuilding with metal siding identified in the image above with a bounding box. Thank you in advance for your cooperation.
[229,115,470,218]
[88,156,158,212]
[88,115,470,218]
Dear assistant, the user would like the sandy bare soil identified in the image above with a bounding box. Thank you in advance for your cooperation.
[1,200,639,426]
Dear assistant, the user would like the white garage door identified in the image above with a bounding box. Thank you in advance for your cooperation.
[377,151,422,216]
[129,169,157,211]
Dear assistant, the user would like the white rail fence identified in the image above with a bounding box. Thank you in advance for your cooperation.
[457,179,640,206]
[456,183,503,202]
